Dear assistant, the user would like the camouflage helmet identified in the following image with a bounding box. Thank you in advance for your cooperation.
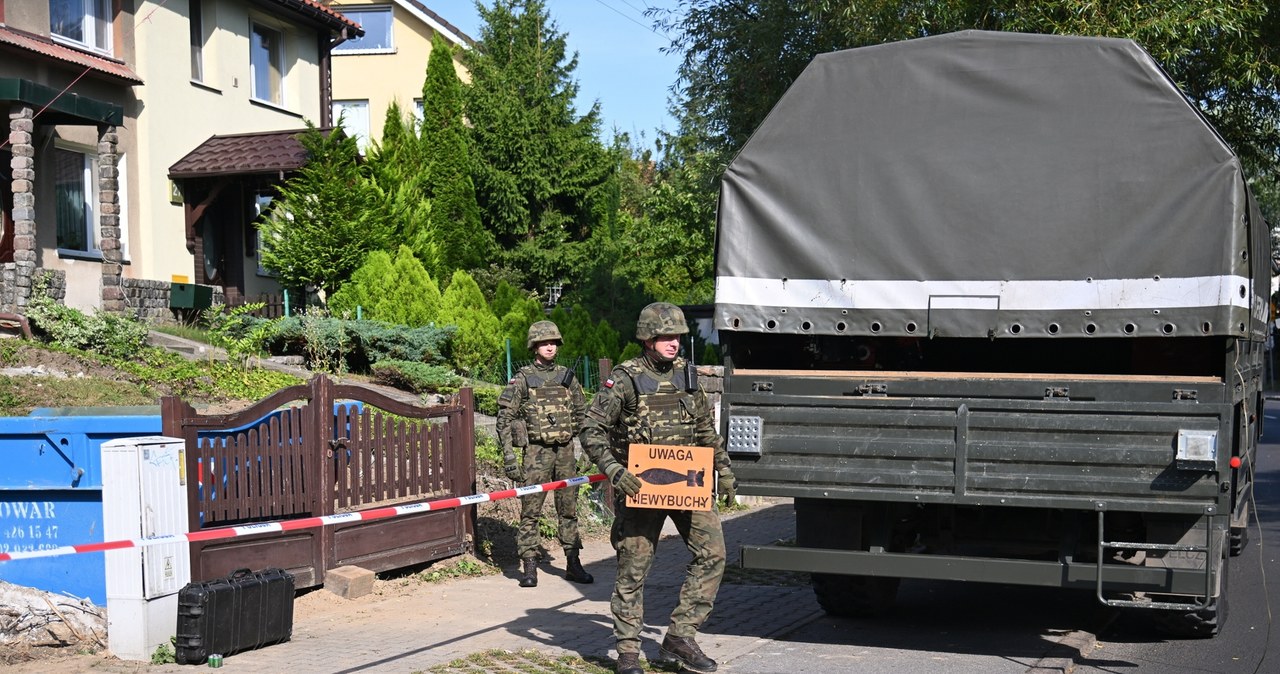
[635,302,689,341]
[527,320,563,350]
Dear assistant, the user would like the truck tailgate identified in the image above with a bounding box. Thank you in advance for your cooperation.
[725,370,1231,514]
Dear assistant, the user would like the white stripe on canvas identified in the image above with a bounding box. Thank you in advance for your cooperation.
[714,276,1253,311]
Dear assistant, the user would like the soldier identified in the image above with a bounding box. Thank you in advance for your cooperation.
[580,302,736,674]
[496,320,594,588]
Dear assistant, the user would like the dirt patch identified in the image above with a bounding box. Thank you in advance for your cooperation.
[0,342,130,381]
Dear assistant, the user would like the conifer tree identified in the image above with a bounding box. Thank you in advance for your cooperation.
[259,123,392,300]
[464,0,613,259]
[438,270,502,375]
[422,33,493,276]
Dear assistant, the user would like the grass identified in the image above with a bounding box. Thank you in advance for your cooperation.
[0,375,158,416]
[425,649,617,673]
[152,323,212,343]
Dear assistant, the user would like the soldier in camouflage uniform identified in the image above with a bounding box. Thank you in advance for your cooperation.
[580,303,736,674]
[496,320,593,588]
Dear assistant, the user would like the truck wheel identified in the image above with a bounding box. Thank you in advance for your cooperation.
[1151,553,1229,638]
[795,499,901,617]
[811,573,900,617]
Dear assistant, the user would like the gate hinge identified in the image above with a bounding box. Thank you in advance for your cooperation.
[1044,386,1070,400]
[1172,388,1198,401]
[848,383,888,397]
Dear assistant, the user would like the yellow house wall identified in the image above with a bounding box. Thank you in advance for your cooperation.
[330,0,470,147]
[129,0,326,290]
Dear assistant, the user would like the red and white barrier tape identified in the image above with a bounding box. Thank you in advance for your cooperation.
[0,473,607,562]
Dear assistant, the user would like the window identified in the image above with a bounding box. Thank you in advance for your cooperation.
[250,23,284,105]
[333,6,393,54]
[50,0,113,54]
[253,193,275,276]
[332,100,370,153]
[190,0,205,81]
[53,145,100,254]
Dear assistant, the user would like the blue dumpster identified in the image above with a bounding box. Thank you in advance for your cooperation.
[0,401,366,603]
[0,408,162,605]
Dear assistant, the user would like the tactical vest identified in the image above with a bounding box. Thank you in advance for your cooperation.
[612,358,699,452]
[523,365,574,445]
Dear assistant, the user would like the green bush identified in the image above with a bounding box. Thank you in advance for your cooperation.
[265,314,452,374]
[471,384,501,417]
[370,360,462,394]
[25,290,149,359]
[348,321,452,367]
[474,429,502,469]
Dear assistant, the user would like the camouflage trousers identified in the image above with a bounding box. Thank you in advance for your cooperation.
[517,442,583,559]
[609,498,726,654]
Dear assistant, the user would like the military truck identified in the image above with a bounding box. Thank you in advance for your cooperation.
[714,31,1270,637]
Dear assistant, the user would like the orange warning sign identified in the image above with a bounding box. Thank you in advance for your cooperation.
[625,444,714,511]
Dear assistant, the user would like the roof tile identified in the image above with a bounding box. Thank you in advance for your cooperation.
[168,129,329,178]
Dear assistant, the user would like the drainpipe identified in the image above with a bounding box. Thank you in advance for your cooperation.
[320,28,351,129]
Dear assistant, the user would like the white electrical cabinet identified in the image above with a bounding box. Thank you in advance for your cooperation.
[102,436,191,661]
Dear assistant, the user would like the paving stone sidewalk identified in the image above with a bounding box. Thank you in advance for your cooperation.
[211,501,815,673]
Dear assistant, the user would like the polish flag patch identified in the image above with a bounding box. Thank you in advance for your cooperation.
[604,379,615,388]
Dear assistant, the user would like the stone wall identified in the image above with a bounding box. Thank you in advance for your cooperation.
[120,278,176,323]
[0,266,64,312]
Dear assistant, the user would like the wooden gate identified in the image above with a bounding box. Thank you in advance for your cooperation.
[161,375,476,588]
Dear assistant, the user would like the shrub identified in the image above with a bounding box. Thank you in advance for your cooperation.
[266,315,453,374]
[25,291,149,359]
[471,384,501,417]
[370,360,462,394]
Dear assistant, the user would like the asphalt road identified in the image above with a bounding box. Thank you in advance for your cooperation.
[726,405,1280,674]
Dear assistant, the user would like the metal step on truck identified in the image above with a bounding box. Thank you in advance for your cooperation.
[714,31,1272,638]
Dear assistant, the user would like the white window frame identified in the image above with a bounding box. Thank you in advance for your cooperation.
[332,100,371,153]
[332,6,395,55]
[250,21,286,106]
[50,0,113,55]
[53,142,102,257]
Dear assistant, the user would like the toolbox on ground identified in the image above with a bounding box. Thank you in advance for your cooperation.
[175,567,295,664]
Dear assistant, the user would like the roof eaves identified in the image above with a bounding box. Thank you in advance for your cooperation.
[259,0,365,36]
[397,0,475,47]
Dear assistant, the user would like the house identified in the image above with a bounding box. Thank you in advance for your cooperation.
[328,0,472,152]
[0,0,361,317]
[1,0,142,313]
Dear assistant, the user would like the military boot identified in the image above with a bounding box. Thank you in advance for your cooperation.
[615,652,643,674]
[659,634,717,673]
[564,550,594,584]
[518,558,538,588]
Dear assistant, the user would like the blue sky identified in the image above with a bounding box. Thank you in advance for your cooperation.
[425,0,683,142]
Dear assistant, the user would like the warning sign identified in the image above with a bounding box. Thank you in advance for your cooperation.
[625,444,714,511]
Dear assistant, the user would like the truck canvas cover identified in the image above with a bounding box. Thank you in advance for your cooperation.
[714,31,1268,339]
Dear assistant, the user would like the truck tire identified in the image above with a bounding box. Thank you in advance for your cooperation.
[795,498,901,617]
[811,573,901,618]
[1151,552,1229,638]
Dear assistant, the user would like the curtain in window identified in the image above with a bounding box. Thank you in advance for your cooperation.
[54,148,87,251]
[50,0,82,42]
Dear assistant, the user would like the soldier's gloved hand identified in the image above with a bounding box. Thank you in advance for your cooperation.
[605,464,642,497]
[718,467,737,508]
[503,453,522,482]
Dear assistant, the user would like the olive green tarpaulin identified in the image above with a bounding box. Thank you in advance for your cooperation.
[714,31,1270,339]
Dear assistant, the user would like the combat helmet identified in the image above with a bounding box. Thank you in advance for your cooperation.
[635,302,689,340]
[527,320,563,350]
